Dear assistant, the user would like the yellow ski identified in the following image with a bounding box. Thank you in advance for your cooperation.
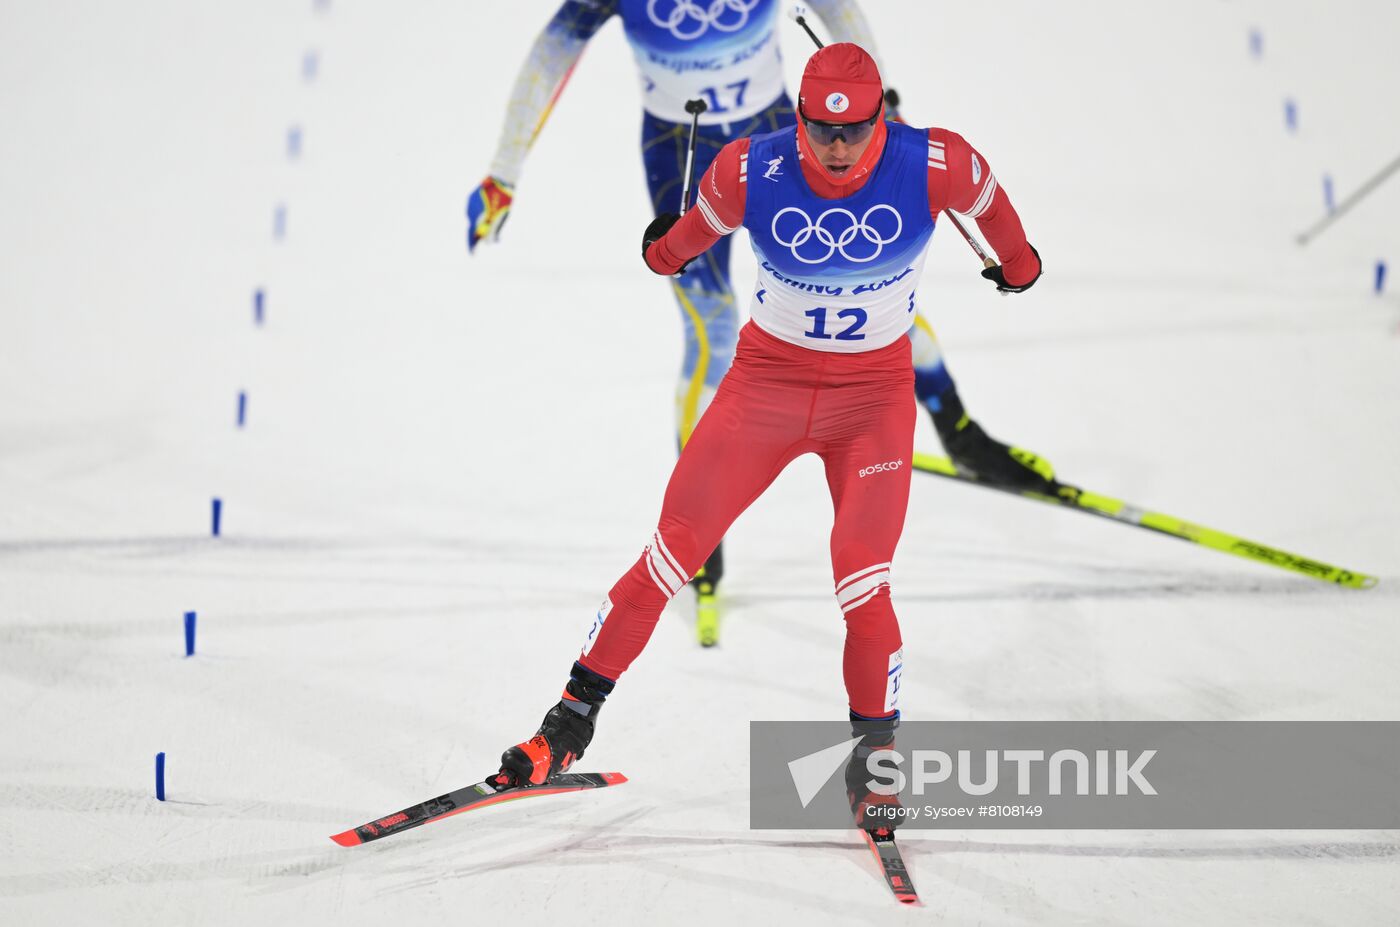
[911,452,1377,589]
[695,577,720,647]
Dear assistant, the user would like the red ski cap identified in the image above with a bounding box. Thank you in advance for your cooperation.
[798,42,883,123]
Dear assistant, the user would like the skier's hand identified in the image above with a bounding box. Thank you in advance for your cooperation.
[981,244,1041,293]
[642,212,693,276]
[466,176,514,252]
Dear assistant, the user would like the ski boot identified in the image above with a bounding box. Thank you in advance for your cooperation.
[499,661,614,787]
[931,386,1057,493]
[694,542,724,648]
[845,712,904,832]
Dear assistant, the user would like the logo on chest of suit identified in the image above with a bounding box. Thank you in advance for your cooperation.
[646,0,761,40]
[763,156,784,180]
[771,204,903,264]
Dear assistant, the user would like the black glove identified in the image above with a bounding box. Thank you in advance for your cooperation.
[981,243,1041,293]
[641,212,692,275]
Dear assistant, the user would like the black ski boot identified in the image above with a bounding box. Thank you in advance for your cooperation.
[845,712,904,832]
[500,661,614,787]
[931,386,1057,492]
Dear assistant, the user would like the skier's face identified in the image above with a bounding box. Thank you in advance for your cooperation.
[801,110,879,177]
[806,130,874,177]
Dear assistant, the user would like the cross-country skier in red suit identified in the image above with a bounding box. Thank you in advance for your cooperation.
[497,44,1042,816]
[470,0,1057,650]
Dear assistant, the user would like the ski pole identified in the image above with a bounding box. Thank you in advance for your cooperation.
[679,98,708,216]
[790,5,824,48]
[788,5,996,274]
[944,210,998,269]
[1296,151,1400,245]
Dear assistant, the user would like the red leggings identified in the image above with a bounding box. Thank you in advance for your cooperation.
[578,323,913,717]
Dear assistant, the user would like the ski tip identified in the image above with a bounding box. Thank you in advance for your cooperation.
[1336,572,1380,590]
[329,829,362,847]
[601,771,628,785]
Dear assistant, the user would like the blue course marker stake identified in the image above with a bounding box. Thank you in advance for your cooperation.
[1323,175,1334,212]
[156,752,166,801]
[273,203,287,241]
[237,391,247,428]
[211,498,222,537]
[184,611,196,656]
[1284,98,1297,133]
[1377,260,1387,295]
[254,288,265,325]
[1249,29,1263,58]
[303,50,319,82]
[287,125,302,160]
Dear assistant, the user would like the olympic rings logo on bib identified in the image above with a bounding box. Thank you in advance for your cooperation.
[771,205,903,264]
[646,0,761,40]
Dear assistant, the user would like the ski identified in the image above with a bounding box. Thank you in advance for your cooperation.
[911,452,1377,589]
[862,827,919,905]
[329,771,627,847]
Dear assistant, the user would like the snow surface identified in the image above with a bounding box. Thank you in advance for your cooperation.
[2,1,1399,924]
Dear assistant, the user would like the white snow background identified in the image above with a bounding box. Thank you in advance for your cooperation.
[1,1,1398,924]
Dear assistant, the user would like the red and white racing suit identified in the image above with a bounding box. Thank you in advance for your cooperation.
[579,117,1039,718]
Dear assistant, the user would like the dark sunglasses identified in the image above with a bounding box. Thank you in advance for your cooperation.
[801,111,879,146]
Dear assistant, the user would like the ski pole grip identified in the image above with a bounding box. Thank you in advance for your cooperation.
[685,98,708,116]
[790,7,824,49]
[986,258,1010,296]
